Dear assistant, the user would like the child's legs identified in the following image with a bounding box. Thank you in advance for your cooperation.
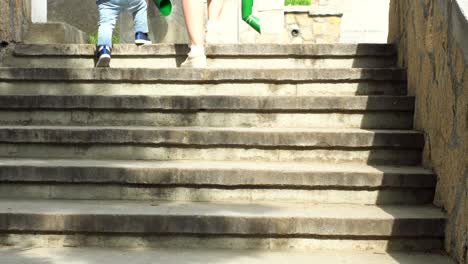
[97,0,121,46]
[128,0,149,33]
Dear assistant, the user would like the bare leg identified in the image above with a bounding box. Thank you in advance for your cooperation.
[182,0,205,46]
[181,0,207,67]
[206,0,224,43]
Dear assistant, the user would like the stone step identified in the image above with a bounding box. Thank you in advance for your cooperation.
[0,68,406,82]
[0,147,422,166]
[0,126,424,148]
[0,159,436,204]
[0,247,456,264]
[0,81,407,96]
[5,44,397,69]
[0,95,414,129]
[0,95,414,111]
[0,199,445,239]
[0,110,413,129]
[0,126,424,164]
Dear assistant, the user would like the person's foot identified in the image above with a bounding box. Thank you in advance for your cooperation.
[180,53,207,68]
[181,45,207,68]
[95,45,111,68]
[135,32,152,45]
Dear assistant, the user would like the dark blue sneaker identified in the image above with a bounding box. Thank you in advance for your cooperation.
[96,45,111,68]
[135,32,152,45]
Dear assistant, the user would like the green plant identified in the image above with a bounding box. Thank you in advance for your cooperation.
[285,0,312,6]
[88,32,121,45]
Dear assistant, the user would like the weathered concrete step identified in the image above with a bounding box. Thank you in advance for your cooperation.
[0,144,422,165]
[6,43,397,68]
[0,95,414,129]
[0,247,455,264]
[1,182,434,204]
[0,110,413,129]
[0,234,444,252]
[13,44,398,56]
[0,127,424,148]
[0,68,406,82]
[0,199,445,237]
[0,159,435,187]
[0,159,436,204]
[0,81,408,96]
[0,95,415,111]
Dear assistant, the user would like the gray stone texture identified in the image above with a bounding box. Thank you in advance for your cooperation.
[0,247,457,264]
[0,126,424,148]
[0,68,407,82]
[2,43,397,69]
[12,43,397,56]
[388,0,468,263]
[0,0,31,42]
[0,95,414,111]
[0,160,435,188]
[0,199,446,237]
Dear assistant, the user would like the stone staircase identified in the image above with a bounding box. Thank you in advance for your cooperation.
[0,43,454,263]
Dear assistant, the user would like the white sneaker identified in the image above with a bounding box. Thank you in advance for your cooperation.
[180,53,207,68]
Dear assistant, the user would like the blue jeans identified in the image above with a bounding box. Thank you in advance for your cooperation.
[96,0,149,46]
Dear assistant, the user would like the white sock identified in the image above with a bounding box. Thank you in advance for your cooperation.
[190,45,205,56]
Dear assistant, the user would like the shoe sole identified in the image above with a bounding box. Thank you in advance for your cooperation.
[96,54,111,68]
[135,40,152,45]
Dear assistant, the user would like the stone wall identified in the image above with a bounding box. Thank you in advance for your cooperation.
[340,0,389,43]
[284,6,342,44]
[0,0,31,42]
[388,1,468,263]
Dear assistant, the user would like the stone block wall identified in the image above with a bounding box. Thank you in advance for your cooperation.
[284,7,342,44]
[0,0,31,42]
[389,1,467,263]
